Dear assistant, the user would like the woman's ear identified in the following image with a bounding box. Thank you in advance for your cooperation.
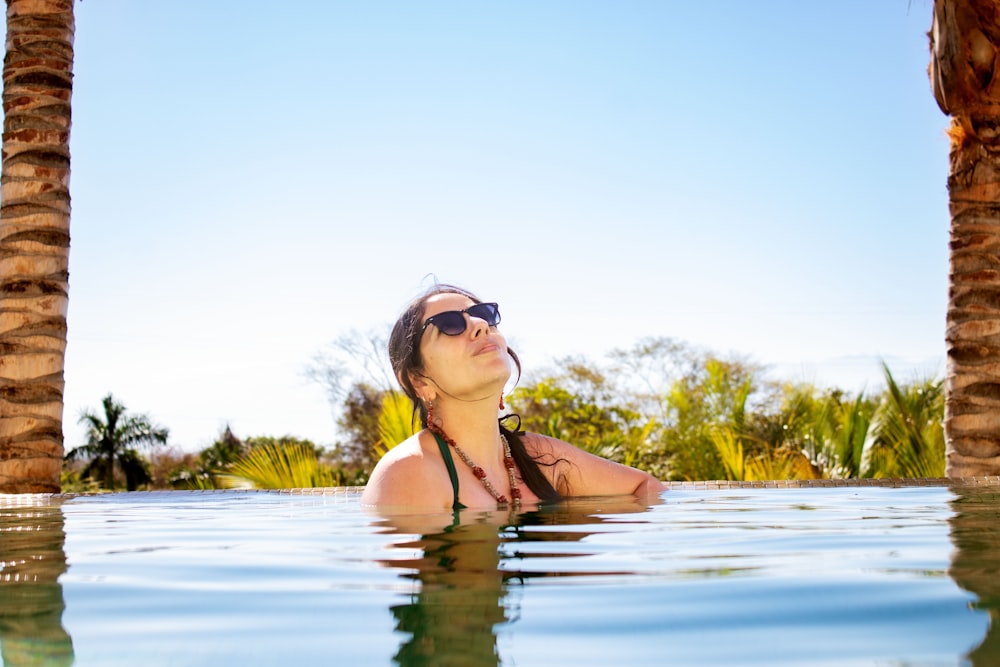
[406,371,436,403]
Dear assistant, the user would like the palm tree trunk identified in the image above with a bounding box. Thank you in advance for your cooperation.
[931,1,1000,477]
[0,0,74,493]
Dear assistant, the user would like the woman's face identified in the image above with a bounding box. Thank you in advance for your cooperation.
[414,292,511,403]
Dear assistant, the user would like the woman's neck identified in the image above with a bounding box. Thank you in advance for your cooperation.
[429,398,503,459]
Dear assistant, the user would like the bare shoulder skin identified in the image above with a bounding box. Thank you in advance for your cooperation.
[363,430,666,509]
[523,432,666,500]
[360,432,455,511]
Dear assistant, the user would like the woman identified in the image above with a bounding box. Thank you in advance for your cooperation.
[361,284,665,510]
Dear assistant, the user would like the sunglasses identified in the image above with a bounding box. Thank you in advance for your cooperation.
[420,302,501,337]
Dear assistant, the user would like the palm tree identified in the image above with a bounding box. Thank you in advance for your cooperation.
[930,1,1000,476]
[66,394,169,491]
[0,0,76,493]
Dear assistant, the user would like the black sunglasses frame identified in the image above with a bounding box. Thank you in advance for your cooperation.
[420,302,501,338]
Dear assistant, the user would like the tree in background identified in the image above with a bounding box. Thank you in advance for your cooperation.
[930,1,1000,476]
[712,383,874,483]
[65,394,168,491]
[510,358,654,471]
[152,425,248,489]
[334,383,385,472]
[307,329,945,482]
[508,339,762,481]
[658,355,760,481]
[307,328,401,473]
[505,338,944,482]
[863,365,946,479]
[199,425,249,471]
[801,388,876,479]
[0,0,75,493]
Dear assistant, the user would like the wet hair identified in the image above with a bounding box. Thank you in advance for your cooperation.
[388,283,561,501]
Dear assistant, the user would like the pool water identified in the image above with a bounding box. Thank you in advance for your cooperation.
[2,483,999,666]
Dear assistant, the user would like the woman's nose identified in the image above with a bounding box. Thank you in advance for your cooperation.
[467,312,488,337]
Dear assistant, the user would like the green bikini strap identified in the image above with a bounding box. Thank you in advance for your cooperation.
[432,431,467,510]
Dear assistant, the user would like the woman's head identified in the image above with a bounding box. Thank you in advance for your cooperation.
[389,284,521,426]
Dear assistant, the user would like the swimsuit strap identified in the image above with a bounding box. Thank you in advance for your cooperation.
[432,431,467,510]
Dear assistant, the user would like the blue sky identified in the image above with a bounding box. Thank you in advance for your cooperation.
[56,1,946,452]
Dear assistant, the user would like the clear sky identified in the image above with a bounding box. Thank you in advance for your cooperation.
[53,1,947,453]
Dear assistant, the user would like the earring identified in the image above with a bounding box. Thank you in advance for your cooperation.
[425,399,435,426]
[499,396,505,411]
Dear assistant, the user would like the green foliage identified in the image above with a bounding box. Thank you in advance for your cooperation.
[817,390,876,478]
[334,383,385,471]
[217,441,345,489]
[505,338,944,481]
[509,362,656,471]
[862,364,945,478]
[162,430,366,490]
[164,426,249,490]
[60,466,102,494]
[711,426,817,482]
[310,332,944,483]
[504,341,762,481]
[659,355,758,481]
[748,447,817,481]
[512,376,622,448]
[170,469,218,490]
[375,391,419,458]
[712,427,746,481]
[244,434,324,455]
[706,364,942,482]
[739,383,876,480]
[199,426,248,471]
[65,394,169,491]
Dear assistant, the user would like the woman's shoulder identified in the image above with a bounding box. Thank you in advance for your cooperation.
[360,432,452,508]
[519,431,581,461]
[376,432,429,466]
[365,432,432,482]
[518,430,666,498]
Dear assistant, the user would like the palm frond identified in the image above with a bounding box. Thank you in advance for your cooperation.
[745,447,817,481]
[219,442,341,489]
[827,391,874,478]
[621,418,659,468]
[374,391,418,458]
[862,363,944,478]
[711,427,745,481]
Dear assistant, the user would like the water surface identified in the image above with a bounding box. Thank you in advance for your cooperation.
[2,484,999,666]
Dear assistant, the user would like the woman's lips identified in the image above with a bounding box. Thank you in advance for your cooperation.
[474,342,499,356]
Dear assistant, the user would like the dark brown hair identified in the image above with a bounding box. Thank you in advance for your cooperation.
[388,283,561,501]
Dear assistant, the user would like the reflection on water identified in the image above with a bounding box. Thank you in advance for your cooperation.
[0,497,74,667]
[949,485,1000,666]
[374,497,655,667]
[385,515,507,666]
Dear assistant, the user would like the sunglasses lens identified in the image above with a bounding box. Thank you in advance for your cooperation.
[423,303,501,337]
[468,303,501,326]
[433,311,468,336]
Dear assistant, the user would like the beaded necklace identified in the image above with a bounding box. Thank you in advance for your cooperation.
[428,421,521,506]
